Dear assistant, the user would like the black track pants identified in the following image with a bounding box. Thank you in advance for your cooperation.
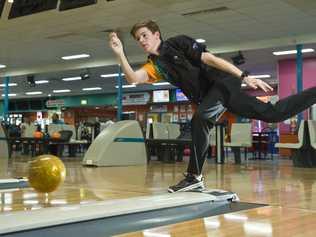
[187,85,316,175]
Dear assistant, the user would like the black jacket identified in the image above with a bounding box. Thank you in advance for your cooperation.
[149,35,241,104]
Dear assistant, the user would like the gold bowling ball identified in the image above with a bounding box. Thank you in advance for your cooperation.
[28,155,66,193]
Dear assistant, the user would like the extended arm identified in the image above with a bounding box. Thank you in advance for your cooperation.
[108,32,149,84]
[169,35,273,92]
[201,52,273,92]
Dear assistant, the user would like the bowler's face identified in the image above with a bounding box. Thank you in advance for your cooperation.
[134,27,161,54]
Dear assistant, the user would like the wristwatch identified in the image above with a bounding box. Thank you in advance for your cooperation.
[240,71,249,80]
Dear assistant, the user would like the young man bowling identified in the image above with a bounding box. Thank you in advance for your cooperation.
[109,20,316,193]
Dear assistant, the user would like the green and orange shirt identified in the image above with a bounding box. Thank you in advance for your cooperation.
[141,58,169,84]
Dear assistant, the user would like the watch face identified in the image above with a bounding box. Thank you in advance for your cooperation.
[242,71,249,78]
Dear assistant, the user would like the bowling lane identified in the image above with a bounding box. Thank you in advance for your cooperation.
[3,158,316,216]
[116,206,316,237]
[0,159,156,213]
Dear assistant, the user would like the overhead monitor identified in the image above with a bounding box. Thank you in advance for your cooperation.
[175,88,188,102]
[59,0,97,11]
[9,0,58,19]
[153,90,169,103]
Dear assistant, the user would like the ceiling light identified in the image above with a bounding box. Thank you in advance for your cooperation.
[2,94,17,97]
[101,73,125,78]
[0,83,17,87]
[250,74,271,79]
[224,213,248,221]
[48,94,52,97]
[62,77,82,81]
[196,38,206,43]
[7,0,14,3]
[35,80,49,84]
[82,87,102,91]
[142,230,170,237]
[115,84,136,88]
[61,54,90,60]
[152,82,171,86]
[26,91,43,95]
[53,89,71,93]
[0,64,6,69]
[273,48,314,56]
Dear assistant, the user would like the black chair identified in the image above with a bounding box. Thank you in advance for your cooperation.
[50,130,73,157]
[58,130,73,142]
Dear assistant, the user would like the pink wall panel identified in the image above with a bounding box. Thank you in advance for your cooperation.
[278,57,316,133]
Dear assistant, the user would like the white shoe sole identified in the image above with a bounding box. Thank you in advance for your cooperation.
[168,181,205,193]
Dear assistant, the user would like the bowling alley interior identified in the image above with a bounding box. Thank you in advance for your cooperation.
[1,1,316,236]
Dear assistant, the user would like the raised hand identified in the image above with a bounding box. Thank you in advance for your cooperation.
[108,32,124,56]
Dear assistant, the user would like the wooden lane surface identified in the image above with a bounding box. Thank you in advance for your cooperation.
[114,160,316,236]
[0,158,153,212]
[1,158,316,236]
[116,206,316,237]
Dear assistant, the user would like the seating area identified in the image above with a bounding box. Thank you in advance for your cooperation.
[224,123,253,163]
[146,122,191,163]
[73,119,316,166]
[48,124,76,141]
[8,119,316,167]
[275,120,316,167]
[8,123,89,158]
[147,121,281,164]
[275,120,305,150]
[147,122,181,140]
[308,120,316,149]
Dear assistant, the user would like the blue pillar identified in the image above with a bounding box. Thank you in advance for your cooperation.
[116,65,123,121]
[3,77,10,123]
[296,44,303,122]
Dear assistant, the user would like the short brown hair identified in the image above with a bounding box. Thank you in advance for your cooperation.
[130,20,161,38]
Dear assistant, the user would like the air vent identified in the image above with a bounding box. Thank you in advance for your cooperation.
[102,29,116,33]
[59,0,97,11]
[9,0,58,19]
[101,28,129,39]
[182,6,229,16]
[46,32,77,39]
